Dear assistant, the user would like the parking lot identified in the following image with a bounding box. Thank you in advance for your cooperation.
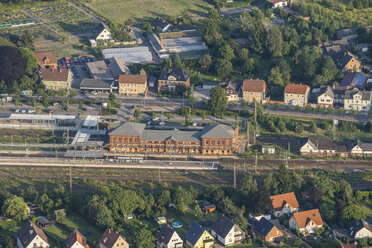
[57,56,94,89]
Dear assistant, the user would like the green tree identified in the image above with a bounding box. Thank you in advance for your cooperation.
[134,107,142,121]
[268,67,284,86]
[310,122,317,133]
[314,176,339,198]
[326,106,335,115]
[1,196,28,221]
[252,185,271,213]
[341,204,366,223]
[96,205,115,228]
[69,89,77,98]
[157,190,171,207]
[188,95,196,108]
[194,204,203,219]
[266,26,283,57]
[359,238,368,248]
[199,54,212,72]
[1,235,15,248]
[240,174,257,193]
[208,85,228,116]
[339,179,353,203]
[305,105,313,113]
[215,59,233,77]
[218,44,235,61]
[276,163,293,193]
[339,108,345,116]
[202,111,206,120]
[135,228,156,248]
[171,53,183,68]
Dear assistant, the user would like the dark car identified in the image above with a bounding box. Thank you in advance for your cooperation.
[81,67,87,71]
[81,107,88,111]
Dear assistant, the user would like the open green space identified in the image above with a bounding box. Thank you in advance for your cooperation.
[82,0,211,23]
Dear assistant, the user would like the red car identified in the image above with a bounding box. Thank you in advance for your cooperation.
[49,110,55,114]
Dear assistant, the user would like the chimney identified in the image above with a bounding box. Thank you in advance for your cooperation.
[160,36,163,47]
[332,83,335,89]
[29,230,33,235]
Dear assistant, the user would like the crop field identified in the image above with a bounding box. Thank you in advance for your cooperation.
[83,0,212,23]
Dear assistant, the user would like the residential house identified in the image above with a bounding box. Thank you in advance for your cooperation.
[66,229,89,248]
[248,213,272,222]
[340,72,369,89]
[299,137,349,157]
[118,74,147,95]
[157,68,190,92]
[221,81,240,102]
[210,214,245,246]
[344,88,372,112]
[98,228,129,248]
[108,122,239,155]
[357,43,369,53]
[289,209,324,235]
[333,86,349,107]
[157,225,183,248]
[336,52,361,72]
[17,220,50,248]
[349,140,372,157]
[349,219,372,240]
[40,68,72,91]
[310,86,334,106]
[270,192,299,217]
[151,17,172,32]
[186,222,214,248]
[34,50,57,69]
[322,40,348,59]
[93,23,112,41]
[242,79,267,103]
[253,218,283,242]
[284,84,310,106]
[266,0,287,8]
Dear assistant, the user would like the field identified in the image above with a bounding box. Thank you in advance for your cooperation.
[83,0,212,23]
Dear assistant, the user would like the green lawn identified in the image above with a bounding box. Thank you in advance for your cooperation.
[83,0,212,23]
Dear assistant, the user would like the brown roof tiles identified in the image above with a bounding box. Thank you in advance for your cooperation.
[66,229,89,248]
[293,209,324,229]
[99,228,128,248]
[34,50,57,68]
[40,68,70,82]
[119,74,147,85]
[284,84,310,95]
[242,79,266,93]
[270,192,299,211]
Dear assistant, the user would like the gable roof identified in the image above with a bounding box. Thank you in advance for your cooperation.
[242,79,266,93]
[186,222,209,246]
[99,228,126,248]
[34,50,57,67]
[340,72,368,89]
[157,225,178,245]
[66,229,89,248]
[17,220,49,247]
[200,124,235,139]
[284,84,310,95]
[158,68,190,82]
[106,57,129,77]
[109,122,146,136]
[119,74,147,85]
[87,60,113,80]
[40,68,70,82]
[336,52,360,70]
[253,218,277,237]
[270,192,299,211]
[349,219,372,238]
[151,17,171,30]
[344,88,372,101]
[293,209,324,229]
[303,137,349,152]
[93,23,110,39]
[211,214,235,238]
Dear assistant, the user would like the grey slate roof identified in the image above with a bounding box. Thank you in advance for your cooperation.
[344,89,372,100]
[340,72,368,89]
[87,60,113,80]
[106,57,129,77]
[186,222,208,246]
[253,218,275,237]
[157,225,176,245]
[211,214,235,239]
[80,79,113,90]
[93,23,109,40]
[201,125,235,139]
[109,122,146,136]
[336,52,359,70]
[303,137,349,152]
[350,139,372,152]
[17,220,49,247]
[141,129,200,142]
[158,68,190,82]
[349,219,372,238]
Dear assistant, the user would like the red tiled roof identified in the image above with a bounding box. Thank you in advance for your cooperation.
[119,74,147,85]
[40,68,69,82]
[242,79,266,93]
[293,209,324,229]
[99,228,127,248]
[34,50,57,67]
[66,229,89,248]
[270,192,299,211]
[284,84,310,95]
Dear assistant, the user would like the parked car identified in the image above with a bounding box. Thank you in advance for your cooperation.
[81,66,87,71]
[195,86,203,91]
[27,109,35,114]
[90,91,98,95]
[81,107,88,111]
[192,122,198,127]
[147,121,153,125]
